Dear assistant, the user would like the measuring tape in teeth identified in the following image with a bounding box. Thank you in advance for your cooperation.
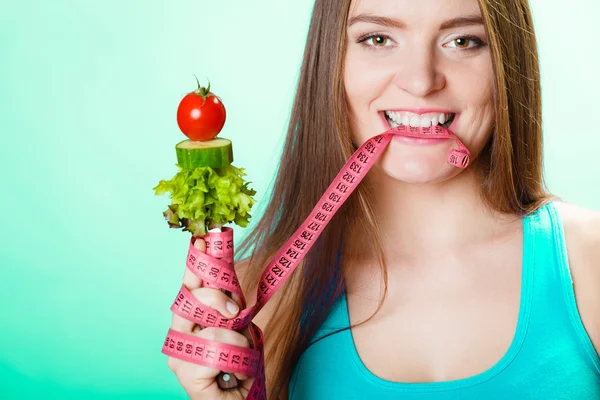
[162,123,470,399]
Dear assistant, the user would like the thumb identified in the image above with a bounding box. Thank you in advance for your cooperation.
[193,237,207,252]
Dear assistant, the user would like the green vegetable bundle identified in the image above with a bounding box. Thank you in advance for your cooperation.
[154,141,257,237]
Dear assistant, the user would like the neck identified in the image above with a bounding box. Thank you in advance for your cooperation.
[353,166,520,264]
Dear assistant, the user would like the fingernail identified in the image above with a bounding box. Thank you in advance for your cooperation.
[226,301,239,315]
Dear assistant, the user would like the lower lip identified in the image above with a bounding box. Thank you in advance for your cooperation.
[392,135,448,145]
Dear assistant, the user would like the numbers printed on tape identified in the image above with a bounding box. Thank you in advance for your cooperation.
[171,284,250,330]
[163,329,262,376]
[163,125,471,400]
[186,236,243,297]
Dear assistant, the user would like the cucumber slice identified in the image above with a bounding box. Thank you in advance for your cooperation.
[176,138,233,169]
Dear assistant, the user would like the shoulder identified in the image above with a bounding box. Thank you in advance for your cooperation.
[554,200,600,233]
[552,201,600,356]
[553,201,600,262]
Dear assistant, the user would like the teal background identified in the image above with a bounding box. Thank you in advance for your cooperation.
[1,1,598,399]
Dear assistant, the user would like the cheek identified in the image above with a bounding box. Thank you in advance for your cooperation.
[344,52,389,110]
[344,57,369,110]
[476,80,496,135]
[454,63,496,137]
[344,54,393,145]
[469,84,495,129]
[472,61,495,117]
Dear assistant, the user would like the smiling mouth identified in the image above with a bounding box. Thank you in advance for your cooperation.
[383,111,456,129]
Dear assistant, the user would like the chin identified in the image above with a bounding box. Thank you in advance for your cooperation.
[375,141,460,184]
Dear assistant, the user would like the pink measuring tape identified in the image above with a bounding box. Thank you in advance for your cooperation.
[162,123,470,399]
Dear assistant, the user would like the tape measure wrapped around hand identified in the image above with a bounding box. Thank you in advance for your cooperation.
[155,78,471,400]
[154,77,261,393]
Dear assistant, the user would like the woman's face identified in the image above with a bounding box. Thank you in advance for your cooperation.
[344,0,495,183]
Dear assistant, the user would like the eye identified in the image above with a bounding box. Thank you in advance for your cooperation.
[369,35,390,47]
[445,35,486,51]
[357,34,394,49]
[454,38,471,48]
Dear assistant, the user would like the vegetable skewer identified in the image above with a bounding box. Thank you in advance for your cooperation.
[154,78,257,390]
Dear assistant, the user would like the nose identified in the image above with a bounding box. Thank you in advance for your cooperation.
[393,47,446,97]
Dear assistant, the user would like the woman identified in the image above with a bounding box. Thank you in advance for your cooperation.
[168,0,600,398]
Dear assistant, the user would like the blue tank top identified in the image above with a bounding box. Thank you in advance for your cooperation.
[289,201,600,399]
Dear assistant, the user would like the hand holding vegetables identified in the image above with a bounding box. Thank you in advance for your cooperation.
[155,78,258,393]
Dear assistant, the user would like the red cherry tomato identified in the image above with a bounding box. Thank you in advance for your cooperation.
[177,79,226,141]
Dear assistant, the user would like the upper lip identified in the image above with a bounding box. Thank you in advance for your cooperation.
[382,108,455,115]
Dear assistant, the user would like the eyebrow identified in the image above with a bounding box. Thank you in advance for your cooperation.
[348,13,484,30]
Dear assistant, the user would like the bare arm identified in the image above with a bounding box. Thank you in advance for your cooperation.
[556,201,600,357]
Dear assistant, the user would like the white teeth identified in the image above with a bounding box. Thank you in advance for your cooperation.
[385,111,453,127]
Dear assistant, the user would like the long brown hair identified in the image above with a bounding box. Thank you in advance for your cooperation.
[235,0,555,398]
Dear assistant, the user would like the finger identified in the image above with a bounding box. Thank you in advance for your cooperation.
[173,326,254,398]
[168,326,251,380]
[171,311,196,333]
[190,287,240,319]
[182,238,206,290]
[171,285,240,332]
[230,291,243,308]
[194,326,250,351]
[166,311,198,373]
[194,237,207,253]
[188,325,251,380]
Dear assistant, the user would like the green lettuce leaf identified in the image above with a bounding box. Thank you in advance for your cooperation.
[153,164,257,236]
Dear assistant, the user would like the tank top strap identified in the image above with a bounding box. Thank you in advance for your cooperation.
[521,201,600,373]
